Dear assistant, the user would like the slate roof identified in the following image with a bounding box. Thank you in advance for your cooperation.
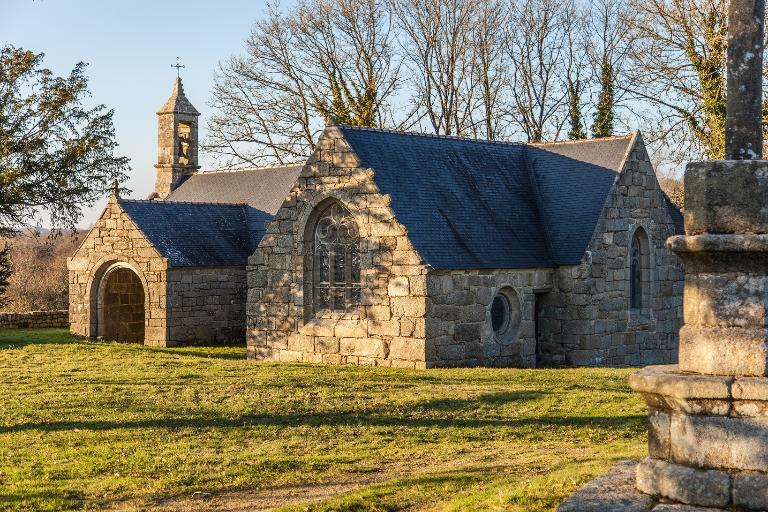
[166,165,302,213]
[529,137,631,171]
[339,126,636,269]
[118,127,672,270]
[534,138,685,235]
[120,200,261,267]
[119,165,302,267]
[664,195,685,234]
[526,142,625,265]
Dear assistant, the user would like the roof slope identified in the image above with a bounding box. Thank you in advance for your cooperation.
[527,138,631,264]
[339,126,633,269]
[341,128,552,269]
[120,200,262,266]
[529,137,631,171]
[166,165,302,213]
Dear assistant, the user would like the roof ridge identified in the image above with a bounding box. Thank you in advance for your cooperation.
[338,124,632,146]
[121,198,249,207]
[337,124,526,146]
[198,163,304,174]
[529,134,633,146]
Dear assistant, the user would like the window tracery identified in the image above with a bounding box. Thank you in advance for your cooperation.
[313,202,360,311]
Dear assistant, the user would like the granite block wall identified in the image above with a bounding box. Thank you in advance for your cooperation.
[68,196,169,346]
[425,269,554,367]
[246,125,430,368]
[166,266,247,344]
[537,136,684,367]
[69,196,247,347]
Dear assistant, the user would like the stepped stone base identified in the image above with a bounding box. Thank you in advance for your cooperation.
[557,461,730,512]
[630,366,768,510]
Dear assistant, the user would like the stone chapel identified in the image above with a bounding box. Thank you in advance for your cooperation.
[68,78,685,368]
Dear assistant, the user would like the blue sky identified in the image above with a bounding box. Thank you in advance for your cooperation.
[1,0,270,227]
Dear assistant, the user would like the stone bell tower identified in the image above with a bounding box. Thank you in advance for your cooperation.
[154,76,200,198]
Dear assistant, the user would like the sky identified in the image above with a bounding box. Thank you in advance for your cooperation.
[1,0,271,228]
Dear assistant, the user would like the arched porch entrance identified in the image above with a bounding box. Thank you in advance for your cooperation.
[91,262,146,343]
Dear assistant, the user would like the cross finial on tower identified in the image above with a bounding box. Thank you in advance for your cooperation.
[171,57,185,78]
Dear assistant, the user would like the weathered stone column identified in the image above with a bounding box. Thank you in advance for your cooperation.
[630,176,768,509]
[629,1,768,509]
[725,0,765,160]
[560,2,768,510]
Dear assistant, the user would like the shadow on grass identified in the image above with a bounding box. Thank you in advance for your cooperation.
[417,391,548,412]
[0,488,83,510]
[0,390,644,434]
[0,328,81,347]
[142,346,245,361]
[0,328,246,361]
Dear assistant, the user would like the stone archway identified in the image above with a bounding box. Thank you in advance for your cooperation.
[96,264,146,343]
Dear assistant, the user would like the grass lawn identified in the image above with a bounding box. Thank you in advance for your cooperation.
[0,329,648,511]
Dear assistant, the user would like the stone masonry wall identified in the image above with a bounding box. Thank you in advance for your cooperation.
[0,310,68,329]
[166,266,247,344]
[538,135,684,367]
[247,125,430,368]
[68,197,170,346]
[425,269,554,367]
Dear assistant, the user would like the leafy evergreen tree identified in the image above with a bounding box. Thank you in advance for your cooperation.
[0,45,130,236]
[0,245,11,307]
[592,54,615,138]
[567,77,587,140]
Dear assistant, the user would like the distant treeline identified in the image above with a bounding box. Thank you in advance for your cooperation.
[1,232,82,312]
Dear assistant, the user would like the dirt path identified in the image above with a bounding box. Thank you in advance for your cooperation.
[146,474,388,512]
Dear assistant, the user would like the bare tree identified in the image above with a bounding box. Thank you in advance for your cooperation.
[563,5,589,140]
[394,0,479,136]
[624,0,727,161]
[206,0,400,167]
[293,0,400,126]
[469,0,510,140]
[505,0,574,142]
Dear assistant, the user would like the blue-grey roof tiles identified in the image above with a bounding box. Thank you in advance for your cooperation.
[118,128,677,270]
[120,200,264,267]
[340,126,636,269]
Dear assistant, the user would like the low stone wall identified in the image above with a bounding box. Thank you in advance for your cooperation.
[0,310,69,329]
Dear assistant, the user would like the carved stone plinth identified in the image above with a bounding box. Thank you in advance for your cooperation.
[633,163,768,509]
[631,366,768,509]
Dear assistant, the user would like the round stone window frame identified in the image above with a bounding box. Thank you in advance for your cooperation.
[490,286,522,343]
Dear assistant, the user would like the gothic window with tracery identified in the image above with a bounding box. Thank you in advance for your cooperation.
[313,202,360,312]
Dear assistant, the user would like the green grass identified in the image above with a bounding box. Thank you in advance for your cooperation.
[0,329,647,511]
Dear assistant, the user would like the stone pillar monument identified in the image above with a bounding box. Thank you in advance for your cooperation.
[560,1,768,510]
[631,1,768,508]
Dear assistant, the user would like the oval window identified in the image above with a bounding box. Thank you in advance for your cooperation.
[491,294,510,334]
[490,287,522,341]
